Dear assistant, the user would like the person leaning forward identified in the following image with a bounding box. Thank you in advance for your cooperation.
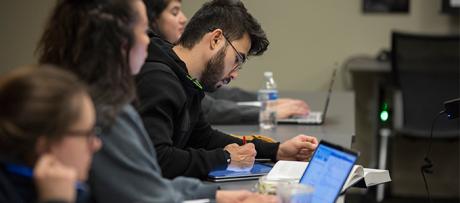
[136,0,319,179]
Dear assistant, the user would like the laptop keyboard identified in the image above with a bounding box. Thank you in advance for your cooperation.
[292,112,321,122]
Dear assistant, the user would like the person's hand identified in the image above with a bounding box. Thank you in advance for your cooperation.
[216,190,278,203]
[277,135,318,161]
[216,190,252,203]
[34,154,78,202]
[240,193,279,203]
[224,143,256,168]
[274,98,310,119]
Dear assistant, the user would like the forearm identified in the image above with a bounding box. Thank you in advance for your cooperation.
[170,176,219,200]
[189,127,243,150]
[191,126,280,162]
[202,94,259,125]
[156,144,228,179]
[207,87,257,102]
[89,140,185,203]
[252,139,280,161]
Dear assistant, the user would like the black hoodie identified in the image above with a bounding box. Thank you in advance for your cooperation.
[136,35,279,179]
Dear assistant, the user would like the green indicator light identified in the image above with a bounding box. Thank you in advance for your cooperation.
[380,111,389,122]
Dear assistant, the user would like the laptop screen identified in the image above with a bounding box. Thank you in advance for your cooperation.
[320,68,337,121]
[299,141,358,203]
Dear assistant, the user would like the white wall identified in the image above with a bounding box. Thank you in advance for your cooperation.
[0,0,458,92]
[182,0,459,91]
[0,0,56,73]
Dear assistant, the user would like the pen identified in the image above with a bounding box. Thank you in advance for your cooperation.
[255,158,272,163]
[242,136,246,145]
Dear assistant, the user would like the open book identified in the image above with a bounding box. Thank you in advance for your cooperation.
[266,160,391,192]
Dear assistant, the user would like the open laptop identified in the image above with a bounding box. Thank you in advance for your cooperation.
[278,69,337,125]
[298,140,359,203]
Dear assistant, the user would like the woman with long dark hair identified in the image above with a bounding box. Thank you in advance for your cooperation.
[0,65,101,203]
[37,0,275,202]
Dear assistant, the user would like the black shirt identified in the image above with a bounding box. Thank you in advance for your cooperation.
[136,35,279,179]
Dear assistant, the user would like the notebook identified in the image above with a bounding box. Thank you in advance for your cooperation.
[298,140,359,203]
[207,162,273,182]
[277,69,337,125]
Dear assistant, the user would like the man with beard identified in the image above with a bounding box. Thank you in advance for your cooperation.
[136,0,319,179]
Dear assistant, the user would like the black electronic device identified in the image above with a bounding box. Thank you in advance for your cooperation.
[421,97,459,203]
[444,98,460,119]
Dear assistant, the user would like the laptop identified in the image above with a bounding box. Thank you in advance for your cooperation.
[278,69,337,125]
[298,140,359,203]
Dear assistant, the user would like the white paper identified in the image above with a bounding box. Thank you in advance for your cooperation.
[227,165,253,172]
[266,160,308,180]
[265,160,391,192]
[237,101,261,107]
[342,165,364,192]
[363,168,391,186]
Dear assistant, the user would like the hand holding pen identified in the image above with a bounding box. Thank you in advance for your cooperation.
[224,137,256,168]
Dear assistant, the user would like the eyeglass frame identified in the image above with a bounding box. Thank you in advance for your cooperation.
[208,28,247,73]
[66,125,101,145]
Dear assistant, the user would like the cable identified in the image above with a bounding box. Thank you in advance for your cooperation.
[420,110,445,203]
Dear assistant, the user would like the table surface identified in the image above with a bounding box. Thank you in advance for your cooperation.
[207,91,355,203]
[213,91,355,148]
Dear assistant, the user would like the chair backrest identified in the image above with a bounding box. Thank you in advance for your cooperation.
[391,31,460,138]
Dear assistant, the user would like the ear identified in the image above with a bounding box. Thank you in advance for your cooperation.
[208,28,224,50]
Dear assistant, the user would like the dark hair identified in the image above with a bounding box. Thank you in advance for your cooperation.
[0,65,88,164]
[36,0,138,123]
[177,0,269,56]
[143,0,181,39]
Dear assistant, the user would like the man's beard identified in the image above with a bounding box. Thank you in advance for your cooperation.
[200,47,230,92]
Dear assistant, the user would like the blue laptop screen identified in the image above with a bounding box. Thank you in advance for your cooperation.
[299,143,357,203]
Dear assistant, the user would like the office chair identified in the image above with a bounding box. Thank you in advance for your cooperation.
[388,31,460,199]
[391,32,459,137]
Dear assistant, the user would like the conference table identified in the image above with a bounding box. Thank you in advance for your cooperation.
[207,91,355,202]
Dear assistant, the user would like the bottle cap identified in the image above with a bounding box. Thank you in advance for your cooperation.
[264,72,273,77]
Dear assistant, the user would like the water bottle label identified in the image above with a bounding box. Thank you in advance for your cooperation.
[258,89,278,101]
[268,91,278,100]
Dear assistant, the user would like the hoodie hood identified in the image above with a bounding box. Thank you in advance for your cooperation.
[144,34,204,97]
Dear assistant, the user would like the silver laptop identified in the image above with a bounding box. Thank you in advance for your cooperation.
[278,69,336,125]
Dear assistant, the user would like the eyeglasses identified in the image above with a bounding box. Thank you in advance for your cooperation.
[222,34,247,73]
[66,126,101,145]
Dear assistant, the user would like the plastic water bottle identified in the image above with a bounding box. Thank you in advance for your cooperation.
[258,71,278,130]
